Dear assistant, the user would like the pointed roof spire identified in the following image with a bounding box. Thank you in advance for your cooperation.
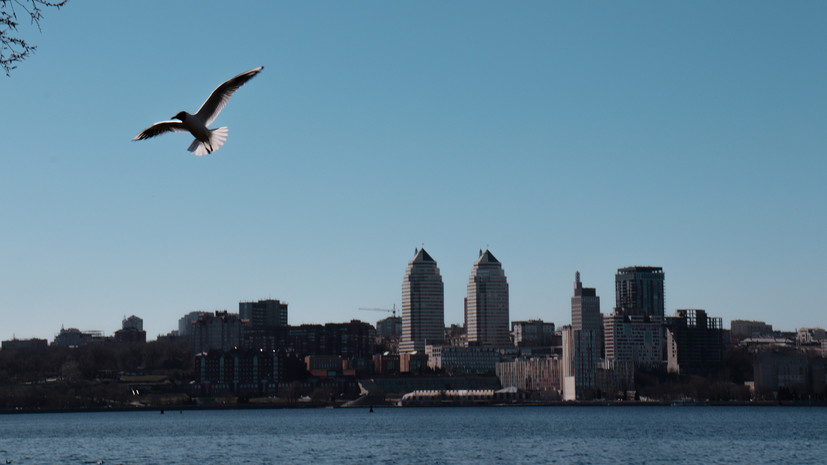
[412,247,435,263]
[476,249,500,264]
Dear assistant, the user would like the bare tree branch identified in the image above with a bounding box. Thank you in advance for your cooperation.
[1,0,68,76]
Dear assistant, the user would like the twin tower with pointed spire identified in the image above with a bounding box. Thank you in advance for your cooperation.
[400,248,509,353]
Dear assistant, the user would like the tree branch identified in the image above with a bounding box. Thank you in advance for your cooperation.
[1,0,68,76]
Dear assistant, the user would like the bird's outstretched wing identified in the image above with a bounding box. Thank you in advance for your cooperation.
[132,121,187,141]
[195,66,263,127]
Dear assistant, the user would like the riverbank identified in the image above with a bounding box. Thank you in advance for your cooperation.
[3,398,826,414]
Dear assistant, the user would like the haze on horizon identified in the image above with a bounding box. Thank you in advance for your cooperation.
[1,1,825,343]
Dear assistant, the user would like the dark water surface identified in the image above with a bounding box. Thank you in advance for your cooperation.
[1,406,826,464]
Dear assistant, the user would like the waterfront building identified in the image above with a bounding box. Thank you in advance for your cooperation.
[595,359,635,395]
[372,352,400,374]
[115,327,146,344]
[239,299,290,354]
[573,330,600,397]
[797,327,826,345]
[496,356,561,392]
[0,337,48,350]
[401,388,520,405]
[739,336,794,350]
[122,315,143,332]
[51,327,109,347]
[305,355,347,377]
[115,315,146,344]
[287,320,375,359]
[190,311,243,354]
[178,311,203,338]
[239,299,288,328]
[753,350,827,399]
[400,352,429,373]
[511,320,555,348]
[731,319,773,341]
[603,313,664,369]
[465,249,510,347]
[615,266,665,318]
[665,309,723,376]
[569,271,603,399]
[376,316,402,338]
[241,320,375,360]
[194,348,286,397]
[561,325,574,381]
[439,346,500,375]
[603,266,666,370]
[425,344,442,370]
[444,324,467,347]
[400,248,445,353]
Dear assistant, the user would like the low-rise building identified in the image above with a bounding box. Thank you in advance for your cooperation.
[372,352,400,374]
[1,337,48,350]
[753,350,826,399]
[400,352,428,374]
[305,355,345,377]
[496,356,560,392]
[115,327,146,344]
[797,328,826,345]
[52,327,110,347]
[439,346,500,375]
[731,319,773,341]
[195,348,301,397]
[401,388,520,406]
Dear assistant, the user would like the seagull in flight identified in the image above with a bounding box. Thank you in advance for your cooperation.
[133,66,263,156]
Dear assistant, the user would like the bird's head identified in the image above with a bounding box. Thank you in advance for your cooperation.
[171,111,187,121]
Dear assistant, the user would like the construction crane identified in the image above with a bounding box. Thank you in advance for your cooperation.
[358,304,398,318]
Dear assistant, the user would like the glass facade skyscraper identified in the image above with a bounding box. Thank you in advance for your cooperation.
[400,248,444,353]
[605,266,666,370]
[615,266,665,317]
[570,271,602,399]
[465,249,510,347]
[571,271,601,332]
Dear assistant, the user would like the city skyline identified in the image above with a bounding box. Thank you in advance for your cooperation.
[2,2,825,342]
[4,257,823,344]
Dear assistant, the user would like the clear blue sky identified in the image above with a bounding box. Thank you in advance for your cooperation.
[1,1,825,342]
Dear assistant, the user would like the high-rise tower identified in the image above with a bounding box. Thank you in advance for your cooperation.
[465,249,510,347]
[615,266,665,317]
[604,266,666,369]
[400,248,444,353]
[571,271,601,332]
[569,271,602,399]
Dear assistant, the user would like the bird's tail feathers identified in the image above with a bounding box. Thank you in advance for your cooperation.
[188,127,229,156]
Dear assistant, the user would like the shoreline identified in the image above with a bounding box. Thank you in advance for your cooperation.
[3,399,826,415]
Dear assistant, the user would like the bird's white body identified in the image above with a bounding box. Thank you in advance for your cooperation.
[133,66,263,155]
[177,112,228,156]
